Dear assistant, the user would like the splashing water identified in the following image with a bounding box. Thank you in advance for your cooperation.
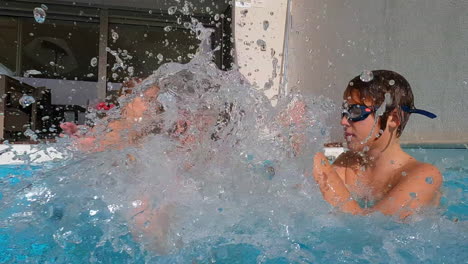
[90,57,98,67]
[19,94,36,107]
[33,7,46,23]
[360,70,374,82]
[0,20,466,264]
[168,6,177,15]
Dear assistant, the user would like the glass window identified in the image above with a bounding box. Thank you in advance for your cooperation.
[0,16,18,76]
[21,18,99,81]
[107,23,200,83]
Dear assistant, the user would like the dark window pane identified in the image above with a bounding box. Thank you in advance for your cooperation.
[0,17,18,76]
[21,18,99,81]
[107,23,200,83]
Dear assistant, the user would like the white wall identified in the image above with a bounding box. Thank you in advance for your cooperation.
[286,0,468,144]
[234,0,288,103]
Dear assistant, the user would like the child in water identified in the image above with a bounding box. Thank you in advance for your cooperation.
[313,70,442,219]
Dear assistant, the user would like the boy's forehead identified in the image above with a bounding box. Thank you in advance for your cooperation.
[343,89,375,106]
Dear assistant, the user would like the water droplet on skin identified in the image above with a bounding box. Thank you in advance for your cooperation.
[19,95,36,107]
[401,171,407,176]
[168,6,177,15]
[360,70,374,82]
[409,192,417,198]
[389,79,395,85]
[90,57,98,67]
[425,177,433,184]
[33,7,46,23]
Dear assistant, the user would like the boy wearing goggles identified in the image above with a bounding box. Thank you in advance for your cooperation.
[313,70,441,219]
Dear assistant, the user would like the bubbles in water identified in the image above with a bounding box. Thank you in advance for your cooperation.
[33,7,46,23]
[389,79,395,85]
[40,4,48,11]
[19,94,36,107]
[263,20,269,31]
[111,29,119,41]
[164,26,172,32]
[90,57,98,67]
[214,14,220,21]
[148,10,153,14]
[360,70,374,82]
[168,6,177,15]
[184,22,192,29]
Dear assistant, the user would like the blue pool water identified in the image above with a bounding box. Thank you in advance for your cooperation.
[0,148,466,263]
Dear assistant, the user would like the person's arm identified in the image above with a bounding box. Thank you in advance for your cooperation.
[67,84,160,152]
[313,152,442,218]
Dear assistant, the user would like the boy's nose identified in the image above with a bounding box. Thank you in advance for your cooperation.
[340,115,350,126]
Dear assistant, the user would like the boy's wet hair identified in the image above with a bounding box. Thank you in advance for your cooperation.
[344,70,415,137]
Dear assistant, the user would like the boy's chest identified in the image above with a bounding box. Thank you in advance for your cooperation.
[342,166,401,200]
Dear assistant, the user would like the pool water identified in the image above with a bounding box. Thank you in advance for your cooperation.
[0,148,466,264]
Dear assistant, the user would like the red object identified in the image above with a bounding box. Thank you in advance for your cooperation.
[96,102,115,111]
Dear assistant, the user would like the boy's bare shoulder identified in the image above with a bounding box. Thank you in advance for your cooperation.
[402,159,443,186]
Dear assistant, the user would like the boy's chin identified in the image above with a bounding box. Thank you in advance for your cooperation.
[345,141,367,152]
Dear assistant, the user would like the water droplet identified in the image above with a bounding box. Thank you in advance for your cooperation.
[29,32,34,36]
[349,81,354,86]
[132,200,142,208]
[263,20,269,31]
[214,14,220,21]
[33,7,46,23]
[168,6,177,15]
[425,177,433,184]
[90,57,98,67]
[148,10,153,14]
[401,171,407,176]
[40,4,48,11]
[183,22,191,29]
[389,79,395,85]
[157,53,164,62]
[164,26,172,32]
[360,70,374,82]
[89,210,98,216]
[409,192,417,198]
[111,30,119,41]
[19,95,36,107]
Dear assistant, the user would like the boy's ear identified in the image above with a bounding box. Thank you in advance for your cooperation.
[387,109,401,128]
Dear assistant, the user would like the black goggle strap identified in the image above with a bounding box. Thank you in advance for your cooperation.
[401,106,437,119]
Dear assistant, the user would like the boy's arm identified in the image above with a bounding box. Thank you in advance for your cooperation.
[313,152,442,218]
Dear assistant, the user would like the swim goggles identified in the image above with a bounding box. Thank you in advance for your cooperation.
[342,104,437,122]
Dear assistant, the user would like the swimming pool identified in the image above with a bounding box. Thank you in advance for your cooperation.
[0,147,466,263]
